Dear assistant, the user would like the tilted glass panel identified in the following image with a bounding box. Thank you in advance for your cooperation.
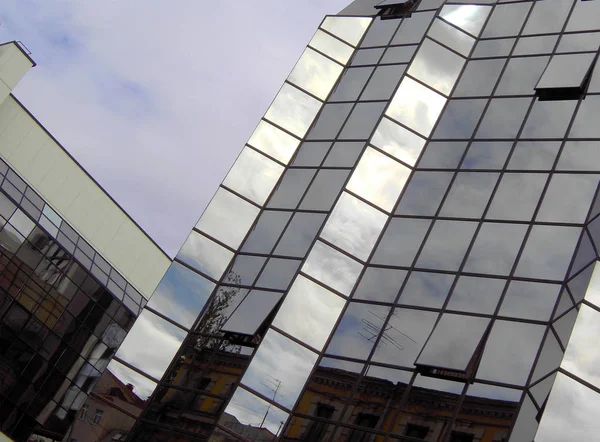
[346,147,411,213]
[176,232,233,280]
[380,45,416,64]
[221,290,282,336]
[309,29,354,65]
[523,0,572,35]
[299,169,350,211]
[453,58,505,98]
[461,141,512,170]
[302,240,362,295]
[320,192,388,262]
[146,262,215,329]
[440,172,499,219]
[432,98,487,140]
[439,4,492,38]
[106,359,157,401]
[338,101,387,140]
[289,48,344,100]
[561,304,600,389]
[241,210,291,254]
[247,120,300,164]
[416,220,478,272]
[581,261,600,309]
[428,19,475,57]
[360,64,406,101]
[558,141,600,171]
[351,48,384,66]
[195,188,260,249]
[330,67,373,101]
[255,258,300,291]
[482,2,532,38]
[566,0,600,32]
[353,267,407,303]
[499,281,561,322]
[508,141,561,171]
[273,275,345,351]
[395,171,453,216]
[569,95,600,138]
[476,97,532,139]
[291,141,329,166]
[226,254,268,286]
[264,83,321,138]
[417,141,467,169]
[222,147,284,205]
[486,173,547,222]
[371,117,426,167]
[195,285,249,335]
[392,11,436,45]
[521,100,577,139]
[416,314,489,372]
[397,271,454,309]
[447,276,505,315]
[274,212,326,258]
[558,32,600,54]
[267,168,316,209]
[360,16,400,48]
[323,141,364,167]
[536,53,596,90]
[372,218,432,267]
[387,77,447,137]
[241,328,318,409]
[307,102,353,140]
[513,35,558,56]
[321,17,372,47]
[472,38,515,58]
[537,174,600,224]
[496,57,550,96]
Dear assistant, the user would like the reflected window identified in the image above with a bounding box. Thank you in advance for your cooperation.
[92,409,103,425]
[535,54,596,101]
[348,414,379,442]
[304,404,335,442]
[405,424,428,439]
[450,432,474,442]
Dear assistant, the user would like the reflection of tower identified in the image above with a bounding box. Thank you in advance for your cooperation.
[358,310,415,351]
[259,375,283,430]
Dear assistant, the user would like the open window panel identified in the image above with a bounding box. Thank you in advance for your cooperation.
[220,290,283,347]
[414,314,491,383]
[375,0,419,19]
[535,53,597,101]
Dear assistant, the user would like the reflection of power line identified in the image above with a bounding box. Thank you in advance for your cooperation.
[259,374,283,430]
[358,310,416,351]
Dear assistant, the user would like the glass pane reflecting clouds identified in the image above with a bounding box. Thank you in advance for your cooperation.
[303,241,362,295]
[264,83,321,138]
[195,188,260,249]
[222,290,281,336]
[222,147,284,205]
[387,77,446,137]
[241,210,291,254]
[561,304,600,389]
[176,232,233,280]
[500,281,561,322]
[447,276,505,315]
[247,120,300,164]
[354,267,407,303]
[439,4,492,37]
[321,192,387,261]
[321,17,372,46]
[346,147,411,212]
[309,29,354,65]
[417,220,478,271]
[241,328,317,409]
[372,218,431,267]
[407,39,465,96]
[288,48,343,100]
[398,271,454,308]
[147,262,215,329]
[275,212,326,258]
[106,359,157,401]
[371,117,426,166]
[428,19,475,57]
[273,275,345,351]
[116,309,186,380]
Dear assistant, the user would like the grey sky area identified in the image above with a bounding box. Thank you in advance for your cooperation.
[0,0,351,256]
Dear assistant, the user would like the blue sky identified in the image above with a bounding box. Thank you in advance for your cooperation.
[0,0,351,256]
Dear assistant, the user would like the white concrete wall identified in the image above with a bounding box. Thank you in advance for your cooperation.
[0,42,34,106]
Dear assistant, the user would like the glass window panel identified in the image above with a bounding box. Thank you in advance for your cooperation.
[570,96,600,138]
[508,141,561,171]
[372,218,432,267]
[391,11,436,44]
[496,57,550,96]
[321,17,372,47]
[116,309,186,380]
[309,29,354,65]
[255,258,301,291]
[222,290,282,336]
[195,188,259,249]
[461,141,512,170]
[241,328,318,409]
[299,169,350,211]
[536,53,595,91]
[371,308,438,367]
[346,147,411,212]
[302,241,362,295]
[380,45,416,64]
[8,209,34,237]
[417,141,467,169]
[351,48,384,66]
[267,169,316,209]
[523,0,572,35]
[222,147,284,205]
[566,0,600,32]
[274,212,327,257]
[476,320,544,386]
[176,232,233,280]
[0,221,25,253]
[561,305,600,389]
[326,302,391,360]
[221,387,289,438]
[339,102,387,140]
[291,141,330,167]
[241,210,291,254]
[582,261,600,308]
[515,225,581,280]
[288,48,343,100]
[407,39,465,96]
[397,271,454,308]
[439,4,492,37]
[499,281,561,322]
[558,141,600,171]
[331,67,373,102]
[476,98,532,139]
[537,174,600,224]
[106,359,157,401]
[264,83,321,138]
[447,276,505,315]
[432,99,486,139]
[570,231,596,278]
[429,19,475,57]
[453,59,505,98]
[247,120,300,164]
[273,275,345,351]
[321,192,388,262]
[360,17,400,47]
[0,191,16,220]
[227,254,267,286]
[323,141,364,167]
[147,262,215,329]
[472,39,515,58]
[416,220,478,271]
[464,223,527,276]
[440,172,499,218]
[354,267,407,303]
[360,64,406,101]
[557,32,600,54]
[530,330,563,383]
[307,103,354,140]
[513,35,558,56]
[487,173,546,222]
[371,118,426,167]
[554,307,578,348]
[395,171,453,216]
[416,314,489,371]
[482,2,531,38]
[521,100,577,139]
[387,77,447,137]
[195,284,248,335]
